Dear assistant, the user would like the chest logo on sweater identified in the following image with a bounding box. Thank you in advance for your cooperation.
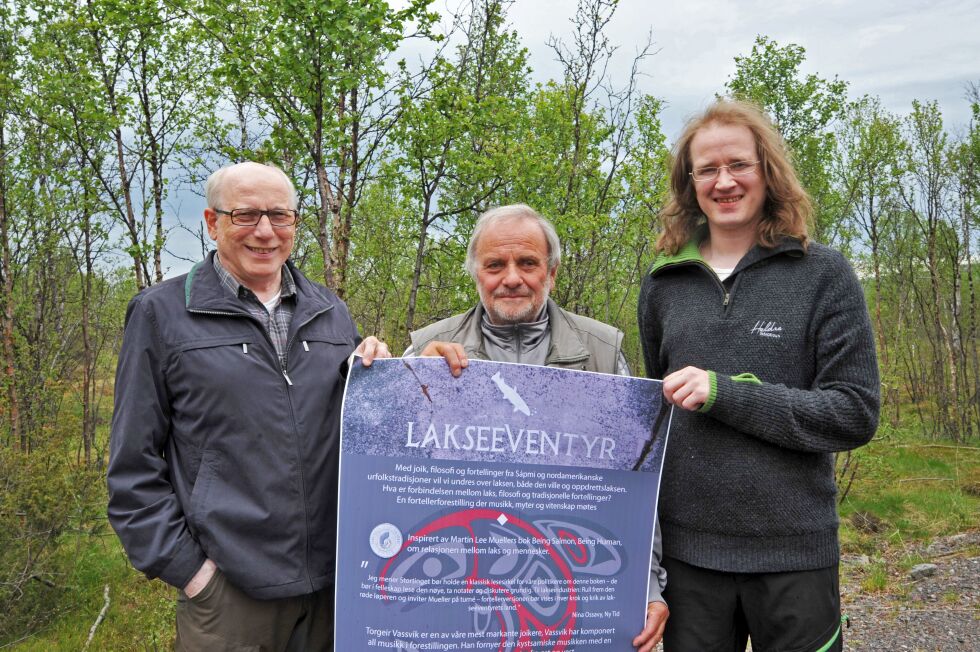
[750,320,783,339]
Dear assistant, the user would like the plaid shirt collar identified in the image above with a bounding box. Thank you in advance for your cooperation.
[212,252,297,370]
[212,252,297,301]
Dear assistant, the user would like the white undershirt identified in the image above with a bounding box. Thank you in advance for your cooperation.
[262,291,282,313]
[712,267,734,282]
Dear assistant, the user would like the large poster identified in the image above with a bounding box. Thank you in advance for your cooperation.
[336,357,670,651]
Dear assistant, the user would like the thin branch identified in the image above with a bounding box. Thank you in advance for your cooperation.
[82,584,110,651]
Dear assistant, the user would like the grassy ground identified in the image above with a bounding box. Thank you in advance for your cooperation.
[835,422,980,604]
[7,534,174,650]
[838,423,979,555]
[5,425,977,650]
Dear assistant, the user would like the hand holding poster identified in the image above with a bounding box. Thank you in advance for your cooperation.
[336,358,670,651]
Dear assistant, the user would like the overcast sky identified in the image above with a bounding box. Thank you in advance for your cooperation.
[160,0,980,276]
[503,0,980,138]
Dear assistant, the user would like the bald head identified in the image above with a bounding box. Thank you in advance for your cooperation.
[205,162,298,211]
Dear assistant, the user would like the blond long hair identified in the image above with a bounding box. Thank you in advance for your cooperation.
[656,100,811,254]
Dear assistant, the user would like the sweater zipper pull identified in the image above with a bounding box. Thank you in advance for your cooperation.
[242,343,248,354]
[283,371,293,386]
[723,292,730,306]
[302,340,309,352]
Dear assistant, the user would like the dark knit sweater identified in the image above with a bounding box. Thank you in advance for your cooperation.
[638,237,880,573]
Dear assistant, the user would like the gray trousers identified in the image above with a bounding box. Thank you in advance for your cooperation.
[175,569,333,651]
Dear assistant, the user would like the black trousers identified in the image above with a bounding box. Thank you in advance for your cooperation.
[661,557,843,652]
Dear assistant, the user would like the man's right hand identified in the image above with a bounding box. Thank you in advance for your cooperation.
[632,600,669,651]
[183,558,217,599]
[419,341,469,377]
[662,365,710,411]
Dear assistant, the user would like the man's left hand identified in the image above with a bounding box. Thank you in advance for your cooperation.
[356,336,391,366]
[632,600,669,651]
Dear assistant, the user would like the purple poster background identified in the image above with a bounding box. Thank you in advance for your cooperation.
[335,358,669,651]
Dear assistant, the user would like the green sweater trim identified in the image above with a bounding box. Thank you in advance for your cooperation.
[649,239,703,275]
[698,370,718,412]
[650,235,806,277]
[698,372,760,413]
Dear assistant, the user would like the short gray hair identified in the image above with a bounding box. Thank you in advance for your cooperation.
[464,204,561,279]
[204,161,298,210]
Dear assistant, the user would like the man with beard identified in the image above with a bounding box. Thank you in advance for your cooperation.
[407,203,669,648]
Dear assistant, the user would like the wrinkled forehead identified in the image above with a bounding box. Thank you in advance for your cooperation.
[476,217,549,256]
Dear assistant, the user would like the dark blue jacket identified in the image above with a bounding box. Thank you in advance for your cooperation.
[107,253,359,599]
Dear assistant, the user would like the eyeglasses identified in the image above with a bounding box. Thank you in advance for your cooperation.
[214,208,299,227]
[690,160,760,182]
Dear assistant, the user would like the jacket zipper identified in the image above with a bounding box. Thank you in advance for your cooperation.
[188,304,328,591]
[703,263,730,308]
[515,324,522,363]
[281,304,333,592]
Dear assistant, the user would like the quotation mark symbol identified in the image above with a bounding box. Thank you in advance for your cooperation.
[360,561,369,568]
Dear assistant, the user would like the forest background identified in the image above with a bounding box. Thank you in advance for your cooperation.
[0,0,977,647]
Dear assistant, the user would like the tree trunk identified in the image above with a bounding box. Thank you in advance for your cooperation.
[0,119,21,450]
[315,162,336,290]
[81,205,93,465]
[406,194,434,334]
[138,45,165,284]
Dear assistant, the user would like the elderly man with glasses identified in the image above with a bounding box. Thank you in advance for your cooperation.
[107,161,389,650]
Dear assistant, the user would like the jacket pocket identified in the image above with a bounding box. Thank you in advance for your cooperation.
[169,337,279,443]
[188,450,219,534]
[177,335,254,353]
[292,334,356,380]
[186,447,306,593]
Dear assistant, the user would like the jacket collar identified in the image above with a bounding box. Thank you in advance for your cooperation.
[452,298,590,364]
[454,304,489,359]
[544,299,590,364]
[184,251,334,323]
[480,304,550,358]
[648,235,805,277]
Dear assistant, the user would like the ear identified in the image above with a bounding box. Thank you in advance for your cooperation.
[548,262,559,286]
[204,208,219,241]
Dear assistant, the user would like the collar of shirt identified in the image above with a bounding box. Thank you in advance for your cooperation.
[212,252,296,370]
[212,252,297,301]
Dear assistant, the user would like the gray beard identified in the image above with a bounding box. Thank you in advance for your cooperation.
[479,288,550,326]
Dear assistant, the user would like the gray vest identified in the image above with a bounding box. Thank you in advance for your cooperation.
[409,299,623,373]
